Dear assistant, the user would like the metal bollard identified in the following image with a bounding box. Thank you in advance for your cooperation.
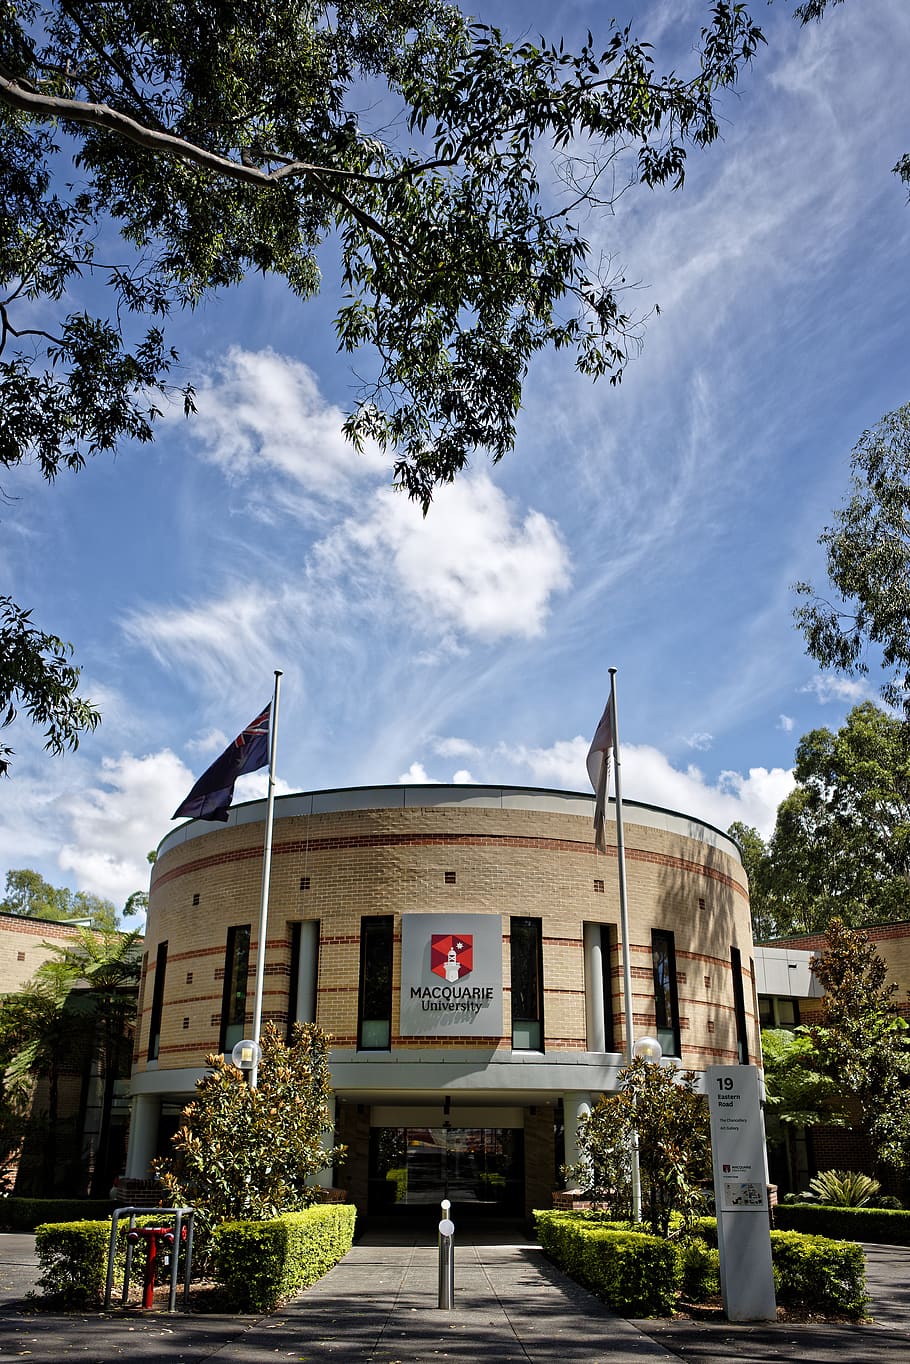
[437,1199,454,1310]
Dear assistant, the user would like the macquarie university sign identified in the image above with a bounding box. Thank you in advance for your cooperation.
[399,914,503,1036]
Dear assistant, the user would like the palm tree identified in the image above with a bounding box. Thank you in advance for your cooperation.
[0,928,141,1193]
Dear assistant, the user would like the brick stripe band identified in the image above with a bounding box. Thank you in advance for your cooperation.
[152,831,747,900]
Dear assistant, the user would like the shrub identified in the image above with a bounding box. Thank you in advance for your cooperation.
[34,1220,112,1309]
[213,1204,356,1312]
[770,1230,867,1318]
[680,1239,720,1301]
[775,1202,910,1245]
[0,1197,115,1232]
[534,1210,682,1316]
[385,1168,408,1203]
[809,1169,881,1207]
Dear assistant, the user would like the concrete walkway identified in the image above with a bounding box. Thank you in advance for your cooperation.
[0,1223,907,1363]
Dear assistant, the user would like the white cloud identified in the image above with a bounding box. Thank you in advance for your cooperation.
[188,347,385,499]
[186,727,228,756]
[399,761,434,783]
[778,714,795,733]
[55,749,195,906]
[801,674,869,705]
[432,737,482,759]
[452,769,475,784]
[332,475,571,641]
[434,733,795,839]
[684,731,713,752]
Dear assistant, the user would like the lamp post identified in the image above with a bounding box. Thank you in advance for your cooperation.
[629,1035,663,1222]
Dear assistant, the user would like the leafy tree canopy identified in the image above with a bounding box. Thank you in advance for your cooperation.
[0,866,122,929]
[795,403,910,718]
[0,0,772,769]
[567,1057,711,1237]
[157,1021,343,1256]
[806,918,910,1169]
[742,704,910,937]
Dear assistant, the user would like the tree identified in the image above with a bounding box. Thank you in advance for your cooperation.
[0,1,767,767]
[763,704,910,934]
[157,1021,344,1255]
[0,598,99,778]
[0,923,140,1192]
[760,1026,845,1190]
[727,820,775,939]
[807,918,910,1170]
[795,403,910,719]
[0,867,120,930]
[568,1058,711,1237]
[49,926,141,1195]
[0,955,91,1189]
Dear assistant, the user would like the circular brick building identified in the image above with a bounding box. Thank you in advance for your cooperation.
[126,784,755,1217]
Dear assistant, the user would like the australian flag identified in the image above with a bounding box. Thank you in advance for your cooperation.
[173,703,271,822]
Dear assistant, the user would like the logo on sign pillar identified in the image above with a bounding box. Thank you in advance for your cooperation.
[431,934,473,982]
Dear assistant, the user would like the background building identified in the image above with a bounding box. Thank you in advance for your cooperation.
[127,783,756,1217]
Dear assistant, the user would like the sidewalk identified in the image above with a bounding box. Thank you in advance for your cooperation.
[0,1223,907,1362]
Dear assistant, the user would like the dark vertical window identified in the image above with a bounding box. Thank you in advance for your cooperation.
[651,929,681,1058]
[219,925,251,1053]
[147,941,168,1062]
[358,916,393,1050]
[599,924,615,1052]
[510,917,544,1051]
[731,946,750,1064]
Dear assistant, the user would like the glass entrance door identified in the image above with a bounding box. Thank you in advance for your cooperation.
[368,1126,524,1215]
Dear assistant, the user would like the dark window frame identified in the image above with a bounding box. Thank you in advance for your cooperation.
[510,916,544,1052]
[219,924,251,1053]
[651,929,681,1059]
[358,915,394,1051]
[287,919,320,1039]
[147,940,168,1062]
[731,945,750,1064]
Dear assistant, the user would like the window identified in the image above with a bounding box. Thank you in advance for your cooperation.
[758,995,800,1029]
[358,916,393,1050]
[219,925,251,1053]
[651,929,681,1058]
[731,946,750,1064]
[511,917,544,1051]
[288,920,320,1036]
[147,940,168,1061]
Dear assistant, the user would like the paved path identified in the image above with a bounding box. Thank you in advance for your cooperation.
[0,1225,907,1363]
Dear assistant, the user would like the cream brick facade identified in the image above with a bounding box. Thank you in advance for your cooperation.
[128,784,755,1216]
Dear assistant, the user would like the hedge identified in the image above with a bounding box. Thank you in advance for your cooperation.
[770,1231,867,1318]
[0,1197,115,1232]
[775,1202,910,1246]
[212,1205,357,1312]
[534,1211,682,1316]
[535,1211,867,1319]
[34,1220,113,1309]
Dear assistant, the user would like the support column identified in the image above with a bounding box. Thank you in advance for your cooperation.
[562,1092,592,1184]
[124,1094,161,1178]
[584,923,607,1052]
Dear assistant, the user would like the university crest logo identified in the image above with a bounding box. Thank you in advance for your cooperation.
[431,933,473,982]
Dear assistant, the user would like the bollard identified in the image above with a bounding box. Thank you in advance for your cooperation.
[437,1204,455,1310]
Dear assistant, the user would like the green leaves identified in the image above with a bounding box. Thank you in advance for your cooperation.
[795,403,910,719]
[570,1058,711,1238]
[0,599,100,778]
[157,1021,343,1260]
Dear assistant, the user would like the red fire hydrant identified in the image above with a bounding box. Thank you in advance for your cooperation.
[126,1226,180,1308]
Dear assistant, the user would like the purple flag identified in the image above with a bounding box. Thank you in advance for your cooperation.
[173,703,271,822]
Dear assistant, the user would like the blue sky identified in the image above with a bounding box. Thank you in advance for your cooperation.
[3,0,910,913]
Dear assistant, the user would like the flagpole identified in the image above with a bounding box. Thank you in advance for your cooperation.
[608,667,642,1221]
[250,669,282,1089]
